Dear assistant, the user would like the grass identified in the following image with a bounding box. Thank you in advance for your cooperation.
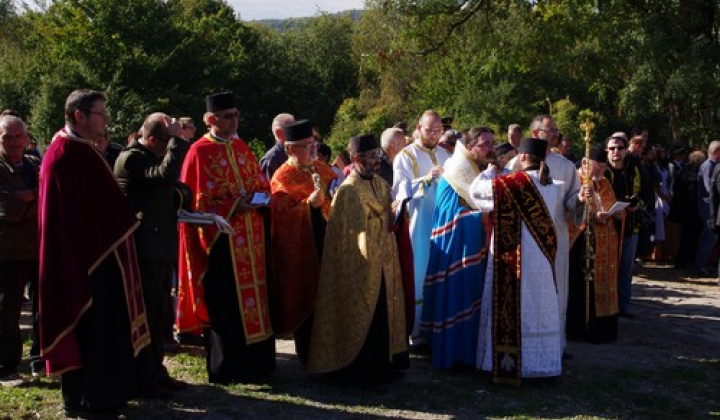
[3,269,720,420]
[2,339,719,420]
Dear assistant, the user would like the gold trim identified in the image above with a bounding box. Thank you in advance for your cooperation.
[87,220,140,275]
[41,299,93,359]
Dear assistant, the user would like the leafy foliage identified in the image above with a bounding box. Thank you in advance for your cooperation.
[0,0,717,150]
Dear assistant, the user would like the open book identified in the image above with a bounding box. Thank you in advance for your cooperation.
[604,201,630,216]
[177,209,234,234]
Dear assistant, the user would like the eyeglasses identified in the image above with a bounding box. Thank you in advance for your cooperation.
[290,142,316,150]
[357,150,383,159]
[607,146,626,151]
[215,111,239,120]
[87,110,108,119]
[422,126,443,136]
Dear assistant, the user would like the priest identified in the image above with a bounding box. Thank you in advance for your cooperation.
[269,119,336,364]
[177,92,275,384]
[470,137,564,385]
[39,89,150,417]
[308,134,407,386]
[567,147,623,343]
[420,139,490,370]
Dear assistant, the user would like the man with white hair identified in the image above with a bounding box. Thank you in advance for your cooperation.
[0,115,39,387]
[260,113,295,181]
[379,127,406,185]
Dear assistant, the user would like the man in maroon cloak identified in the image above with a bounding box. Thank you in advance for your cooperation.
[38,89,150,418]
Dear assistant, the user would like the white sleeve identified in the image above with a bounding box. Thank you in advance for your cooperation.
[392,153,433,201]
[469,175,495,212]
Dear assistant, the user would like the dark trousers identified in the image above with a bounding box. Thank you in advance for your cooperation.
[204,237,275,384]
[0,260,34,376]
[27,265,43,373]
[61,256,139,410]
[138,259,173,385]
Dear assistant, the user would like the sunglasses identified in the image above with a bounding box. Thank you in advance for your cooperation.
[607,146,626,151]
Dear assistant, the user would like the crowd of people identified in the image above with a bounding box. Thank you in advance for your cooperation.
[0,88,718,419]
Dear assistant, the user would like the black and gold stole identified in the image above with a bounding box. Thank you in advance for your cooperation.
[491,171,557,386]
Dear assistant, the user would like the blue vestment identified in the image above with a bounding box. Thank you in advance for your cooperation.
[420,177,486,369]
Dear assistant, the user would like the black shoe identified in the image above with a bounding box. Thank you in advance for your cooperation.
[619,310,637,319]
[141,385,174,400]
[30,363,46,378]
[159,377,188,391]
[163,340,180,355]
[175,333,204,347]
[63,405,119,420]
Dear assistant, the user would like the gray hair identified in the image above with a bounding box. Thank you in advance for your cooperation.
[530,115,552,132]
[0,115,27,134]
[272,113,295,131]
[381,127,404,151]
[708,140,720,156]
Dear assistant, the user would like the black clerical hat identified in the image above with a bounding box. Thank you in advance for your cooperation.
[348,134,378,155]
[206,92,236,112]
[589,146,607,163]
[283,119,313,143]
[517,137,548,160]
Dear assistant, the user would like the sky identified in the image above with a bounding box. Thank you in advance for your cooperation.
[228,0,365,21]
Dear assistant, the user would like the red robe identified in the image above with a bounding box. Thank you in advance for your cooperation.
[38,127,149,376]
[269,160,336,335]
[177,133,273,344]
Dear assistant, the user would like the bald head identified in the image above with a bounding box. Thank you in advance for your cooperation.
[417,109,443,149]
[142,112,171,142]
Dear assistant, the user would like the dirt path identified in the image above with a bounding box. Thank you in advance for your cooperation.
[18,264,720,420]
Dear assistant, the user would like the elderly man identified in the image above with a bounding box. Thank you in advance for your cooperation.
[269,119,336,365]
[507,123,522,150]
[308,134,407,386]
[178,92,275,385]
[392,109,451,341]
[420,132,493,369]
[260,113,295,181]
[39,89,150,417]
[0,116,40,387]
[507,115,582,356]
[114,113,189,393]
[379,127,406,186]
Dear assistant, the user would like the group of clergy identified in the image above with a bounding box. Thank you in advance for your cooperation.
[378,110,627,385]
[262,108,624,387]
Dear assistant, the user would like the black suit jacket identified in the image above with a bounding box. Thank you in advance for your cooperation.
[114,138,189,262]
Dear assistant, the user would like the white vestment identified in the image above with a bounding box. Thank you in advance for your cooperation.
[507,152,581,349]
[469,170,563,377]
[392,141,450,338]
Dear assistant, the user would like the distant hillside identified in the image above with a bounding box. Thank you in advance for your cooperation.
[251,9,363,31]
